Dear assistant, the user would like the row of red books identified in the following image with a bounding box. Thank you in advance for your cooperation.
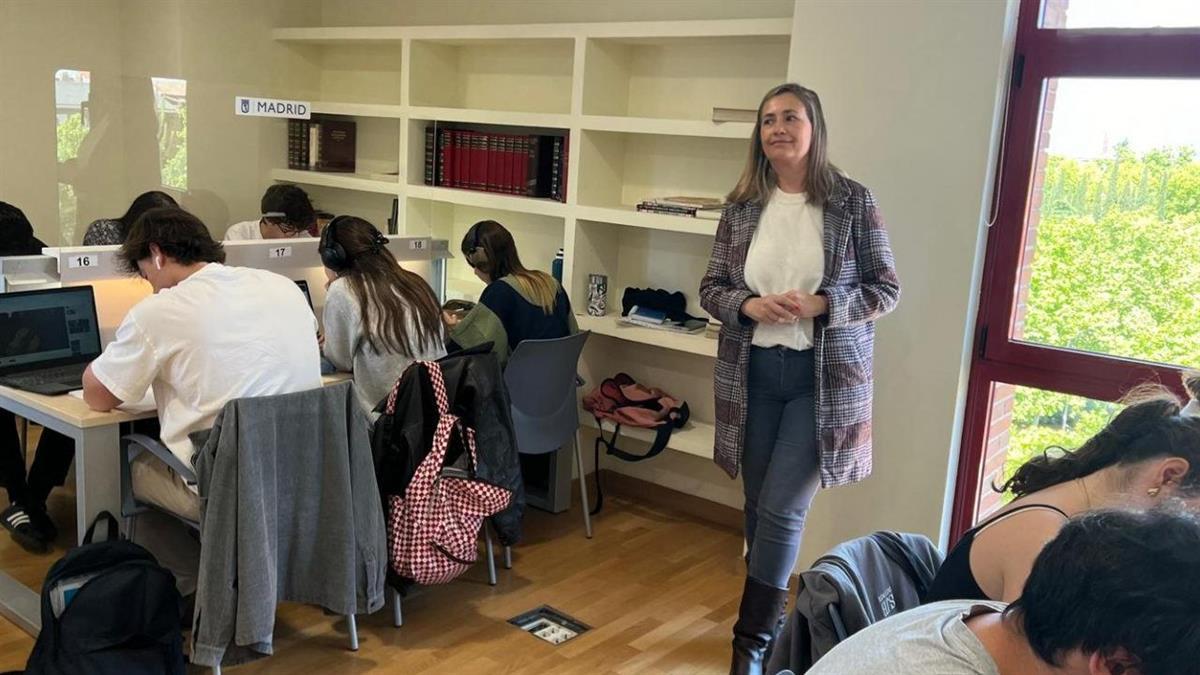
[424,126,568,202]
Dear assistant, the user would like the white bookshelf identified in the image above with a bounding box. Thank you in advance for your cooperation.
[577,314,717,358]
[581,414,716,460]
[269,18,790,459]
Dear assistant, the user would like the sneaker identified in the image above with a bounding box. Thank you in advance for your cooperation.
[26,504,58,543]
[1,503,52,554]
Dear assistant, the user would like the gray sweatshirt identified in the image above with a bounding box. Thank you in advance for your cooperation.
[322,277,446,413]
[190,382,387,667]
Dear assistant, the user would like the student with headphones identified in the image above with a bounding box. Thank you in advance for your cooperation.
[320,215,445,413]
[447,220,576,368]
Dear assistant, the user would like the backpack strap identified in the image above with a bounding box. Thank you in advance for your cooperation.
[82,511,120,545]
[588,401,690,516]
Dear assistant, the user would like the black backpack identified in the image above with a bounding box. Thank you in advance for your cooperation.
[23,512,185,675]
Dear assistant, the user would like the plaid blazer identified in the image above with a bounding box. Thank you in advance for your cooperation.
[699,175,900,487]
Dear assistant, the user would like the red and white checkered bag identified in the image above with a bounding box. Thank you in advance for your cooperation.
[385,361,513,585]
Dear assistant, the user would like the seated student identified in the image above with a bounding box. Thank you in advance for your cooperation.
[924,385,1200,604]
[0,202,74,552]
[81,190,178,245]
[319,215,445,413]
[809,509,1200,675]
[446,220,576,368]
[224,184,316,241]
[82,206,321,594]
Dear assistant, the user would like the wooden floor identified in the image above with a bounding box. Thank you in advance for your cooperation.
[0,486,746,673]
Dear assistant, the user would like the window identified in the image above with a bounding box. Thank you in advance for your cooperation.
[54,68,91,240]
[151,77,187,190]
[953,0,1200,537]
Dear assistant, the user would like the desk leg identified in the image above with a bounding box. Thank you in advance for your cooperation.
[74,425,123,545]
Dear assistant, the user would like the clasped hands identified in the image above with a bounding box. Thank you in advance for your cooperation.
[742,290,827,325]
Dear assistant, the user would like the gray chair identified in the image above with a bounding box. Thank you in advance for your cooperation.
[494,331,593,571]
[118,428,363,673]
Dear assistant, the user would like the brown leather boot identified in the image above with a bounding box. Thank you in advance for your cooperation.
[730,576,789,675]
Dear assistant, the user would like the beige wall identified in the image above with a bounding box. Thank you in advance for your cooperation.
[0,0,321,245]
[788,0,1016,563]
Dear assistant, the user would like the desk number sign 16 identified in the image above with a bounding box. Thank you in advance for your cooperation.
[68,254,99,269]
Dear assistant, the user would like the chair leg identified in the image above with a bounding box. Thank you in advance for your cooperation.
[484,524,497,586]
[17,418,28,460]
[575,430,594,539]
[346,613,359,651]
[212,666,221,675]
[392,588,403,628]
[125,515,137,543]
[503,545,512,570]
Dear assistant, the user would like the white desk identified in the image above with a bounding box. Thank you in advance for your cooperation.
[0,373,352,635]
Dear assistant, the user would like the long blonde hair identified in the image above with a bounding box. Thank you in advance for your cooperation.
[462,220,558,313]
[727,83,839,206]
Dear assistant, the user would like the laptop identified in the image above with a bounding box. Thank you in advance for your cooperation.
[295,279,313,309]
[0,286,103,395]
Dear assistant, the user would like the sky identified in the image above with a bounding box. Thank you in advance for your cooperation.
[1043,1,1200,159]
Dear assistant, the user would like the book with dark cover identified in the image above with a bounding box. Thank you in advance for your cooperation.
[424,124,436,185]
[315,118,356,172]
[487,134,501,192]
[437,128,450,187]
[550,136,562,202]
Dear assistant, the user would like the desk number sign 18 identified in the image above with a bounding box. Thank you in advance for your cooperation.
[268,246,292,259]
[68,254,99,269]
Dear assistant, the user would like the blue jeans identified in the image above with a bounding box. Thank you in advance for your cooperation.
[743,346,821,590]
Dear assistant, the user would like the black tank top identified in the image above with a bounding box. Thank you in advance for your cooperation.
[924,504,1069,603]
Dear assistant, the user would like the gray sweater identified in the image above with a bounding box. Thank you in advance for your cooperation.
[322,278,446,413]
[190,382,387,667]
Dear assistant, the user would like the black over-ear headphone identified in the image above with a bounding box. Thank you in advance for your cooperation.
[464,222,489,269]
[319,215,387,272]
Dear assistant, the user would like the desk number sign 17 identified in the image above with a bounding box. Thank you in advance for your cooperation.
[68,254,99,269]
[268,246,292,259]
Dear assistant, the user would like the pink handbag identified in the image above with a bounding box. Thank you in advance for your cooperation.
[385,361,513,585]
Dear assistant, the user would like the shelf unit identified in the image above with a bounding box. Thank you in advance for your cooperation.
[268,18,791,459]
[582,414,716,460]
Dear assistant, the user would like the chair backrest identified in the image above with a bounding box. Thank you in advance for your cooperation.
[503,331,590,454]
[767,531,944,673]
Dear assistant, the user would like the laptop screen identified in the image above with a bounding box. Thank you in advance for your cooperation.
[294,279,313,309]
[0,286,101,372]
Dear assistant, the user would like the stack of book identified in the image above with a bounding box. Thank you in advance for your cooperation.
[636,196,725,220]
[618,306,706,335]
[287,117,357,172]
[424,125,568,202]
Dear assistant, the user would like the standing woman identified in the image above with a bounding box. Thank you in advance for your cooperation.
[319,216,446,413]
[699,83,901,675]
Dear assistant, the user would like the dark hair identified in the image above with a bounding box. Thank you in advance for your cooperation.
[326,216,442,358]
[998,387,1200,498]
[117,207,225,274]
[117,191,178,241]
[0,201,44,256]
[461,220,558,313]
[261,184,315,234]
[1006,509,1200,674]
[728,83,840,206]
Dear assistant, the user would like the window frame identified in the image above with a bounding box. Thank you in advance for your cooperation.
[951,0,1200,541]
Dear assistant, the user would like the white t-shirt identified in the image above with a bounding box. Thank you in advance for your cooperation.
[90,264,322,482]
[224,220,263,241]
[743,188,825,351]
[808,601,1005,674]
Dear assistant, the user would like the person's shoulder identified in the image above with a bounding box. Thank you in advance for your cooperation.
[224,220,259,240]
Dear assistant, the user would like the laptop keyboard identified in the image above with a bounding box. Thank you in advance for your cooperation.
[0,363,87,387]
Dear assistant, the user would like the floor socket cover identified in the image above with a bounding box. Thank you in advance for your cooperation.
[508,605,590,645]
